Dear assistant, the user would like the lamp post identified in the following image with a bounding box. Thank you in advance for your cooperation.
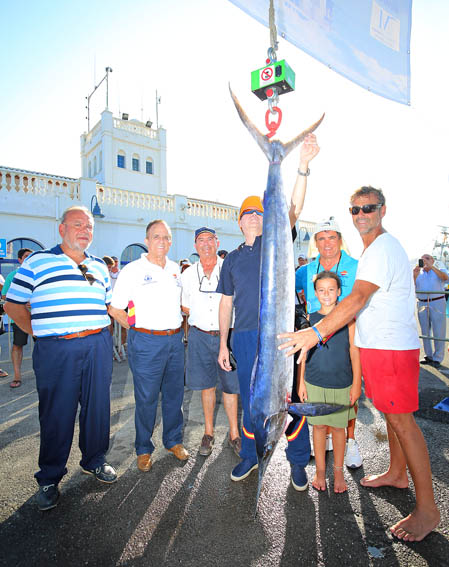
[91,195,105,219]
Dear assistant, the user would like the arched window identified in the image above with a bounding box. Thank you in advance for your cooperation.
[99,151,103,171]
[93,156,97,175]
[88,161,92,177]
[0,238,45,279]
[145,158,153,175]
[117,150,126,169]
[120,243,147,266]
[132,154,140,172]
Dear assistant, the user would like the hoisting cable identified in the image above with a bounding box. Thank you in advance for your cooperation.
[265,0,281,137]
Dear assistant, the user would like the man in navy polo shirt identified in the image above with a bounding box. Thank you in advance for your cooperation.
[5,206,116,511]
[217,133,320,487]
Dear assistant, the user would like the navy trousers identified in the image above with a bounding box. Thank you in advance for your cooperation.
[127,328,185,455]
[232,329,310,465]
[32,328,113,486]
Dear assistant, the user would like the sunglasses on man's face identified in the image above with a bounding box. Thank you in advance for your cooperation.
[241,209,263,218]
[78,264,97,285]
[349,203,382,216]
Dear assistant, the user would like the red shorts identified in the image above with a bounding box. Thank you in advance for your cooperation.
[360,348,419,414]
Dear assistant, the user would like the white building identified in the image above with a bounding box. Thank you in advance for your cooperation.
[0,108,315,276]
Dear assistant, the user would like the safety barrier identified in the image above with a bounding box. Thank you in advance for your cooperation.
[113,320,127,362]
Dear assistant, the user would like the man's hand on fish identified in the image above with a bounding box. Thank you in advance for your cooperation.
[298,133,320,169]
[218,344,232,372]
[277,327,319,364]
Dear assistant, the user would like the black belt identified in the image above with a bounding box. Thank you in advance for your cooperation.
[418,296,445,302]
[192,326,220,336]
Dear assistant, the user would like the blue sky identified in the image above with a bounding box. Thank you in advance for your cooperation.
[1,0,448,258]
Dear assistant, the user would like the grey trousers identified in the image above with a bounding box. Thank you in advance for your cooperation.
[417,298,447,363]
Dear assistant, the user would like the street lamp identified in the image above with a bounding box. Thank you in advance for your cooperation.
[91,195,105,219]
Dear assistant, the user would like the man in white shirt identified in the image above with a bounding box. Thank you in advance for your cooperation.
[181,228,240,457]
[109,220,188,473]
[280,186,440,542]
[414,254,448,368]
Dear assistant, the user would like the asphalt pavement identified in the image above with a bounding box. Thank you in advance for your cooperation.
[0,334,448,567]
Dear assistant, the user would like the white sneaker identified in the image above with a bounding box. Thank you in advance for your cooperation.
[325,435,333,452]
[345,438,362,469]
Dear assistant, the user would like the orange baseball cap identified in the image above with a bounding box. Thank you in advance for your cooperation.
[238,196,264,221]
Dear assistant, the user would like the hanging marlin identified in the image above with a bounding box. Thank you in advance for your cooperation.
[229,87,342,506]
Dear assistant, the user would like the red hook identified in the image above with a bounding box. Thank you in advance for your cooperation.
[265,107,282,139]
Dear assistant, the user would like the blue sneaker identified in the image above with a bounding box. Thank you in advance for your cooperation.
[291,464,308,491]
[230,459,258,481]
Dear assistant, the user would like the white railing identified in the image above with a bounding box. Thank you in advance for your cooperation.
[0,167,80,200]
[113,118,158,140]
[186,198,239,221]
[97,185,174,211]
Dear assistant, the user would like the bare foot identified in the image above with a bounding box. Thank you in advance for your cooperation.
[333,467,347,493]
[360,471,409,489]
[390,507,440,542]
[312,470,327,491]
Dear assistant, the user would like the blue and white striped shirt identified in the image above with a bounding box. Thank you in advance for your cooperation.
[6,245,111,337]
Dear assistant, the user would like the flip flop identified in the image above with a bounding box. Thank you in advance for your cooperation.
[10,380,22,388]
[0,369,9,378]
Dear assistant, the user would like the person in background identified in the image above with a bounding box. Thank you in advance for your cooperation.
[296,253,308,269]
[1,248,33,388]
[414,254,448,369]
[218,250,228,259]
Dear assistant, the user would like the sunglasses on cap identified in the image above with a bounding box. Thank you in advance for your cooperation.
[241,209,263,218]
[349,204,382,215]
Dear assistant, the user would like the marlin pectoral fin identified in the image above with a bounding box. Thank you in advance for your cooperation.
[288,402,345,417]
[229,84,272,161]
[282,113,325,159]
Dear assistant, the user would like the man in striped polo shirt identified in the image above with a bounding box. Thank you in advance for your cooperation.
[5,206,116,511]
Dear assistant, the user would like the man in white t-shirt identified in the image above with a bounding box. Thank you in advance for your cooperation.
[181,227,240,458]
[279,186,440,542]
[109,220,188,473]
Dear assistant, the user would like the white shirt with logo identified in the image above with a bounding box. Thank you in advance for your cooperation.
[111,254,182,330]
[354,232,420,350]
[181,257,234,331]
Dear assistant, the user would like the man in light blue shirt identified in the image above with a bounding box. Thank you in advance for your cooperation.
[414,254,449,368]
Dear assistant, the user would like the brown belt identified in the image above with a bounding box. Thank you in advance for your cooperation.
[134,326,181,336]
[419,296,445,302]
[192,326,220,336]
[59,328,103,340]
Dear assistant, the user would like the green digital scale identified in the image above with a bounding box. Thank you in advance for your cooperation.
[251,59,296,101]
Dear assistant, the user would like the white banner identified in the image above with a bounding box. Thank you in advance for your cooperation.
[229,0,412,105]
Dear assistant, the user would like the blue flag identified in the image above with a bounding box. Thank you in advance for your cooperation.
[229,0,412,105]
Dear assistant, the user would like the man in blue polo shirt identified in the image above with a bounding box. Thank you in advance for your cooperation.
[218,132,320,487]
[5,206,116,511]
[295,218,362,468]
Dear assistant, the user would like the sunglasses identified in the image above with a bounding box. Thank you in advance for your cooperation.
[78,264,97,286]
[349,204,382,215]
[241,209,263,218]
